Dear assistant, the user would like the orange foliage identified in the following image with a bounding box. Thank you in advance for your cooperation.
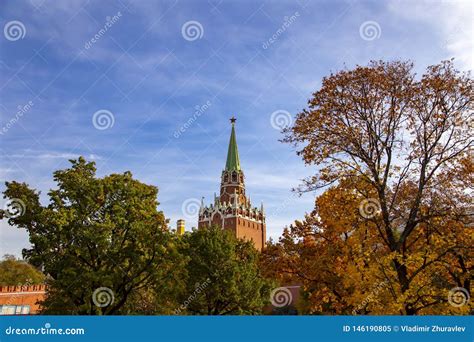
[265,60,473,315]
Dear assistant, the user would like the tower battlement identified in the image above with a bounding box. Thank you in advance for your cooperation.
[199,197,265,225]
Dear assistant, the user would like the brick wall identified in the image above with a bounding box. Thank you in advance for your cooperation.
[234,218,265,251]
[0,285,46,314]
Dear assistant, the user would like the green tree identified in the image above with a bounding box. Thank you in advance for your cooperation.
[0,255,45,286]
[176,226,272,315]
[1,157,181,315]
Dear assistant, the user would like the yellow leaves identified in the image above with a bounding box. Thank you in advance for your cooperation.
[277,60,472,315]
[264,173,472,314]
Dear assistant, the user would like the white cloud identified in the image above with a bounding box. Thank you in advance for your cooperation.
[388,0,473,70]
[2,151,101,160]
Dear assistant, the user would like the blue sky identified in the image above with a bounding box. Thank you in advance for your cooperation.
[0,0,472,257]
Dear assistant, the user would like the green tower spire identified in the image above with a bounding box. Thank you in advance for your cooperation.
[225,116,241,171]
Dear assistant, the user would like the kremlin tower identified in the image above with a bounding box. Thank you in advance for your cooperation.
[198,117,266,250]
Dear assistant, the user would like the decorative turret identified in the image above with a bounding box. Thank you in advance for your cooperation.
[176,219,185,235]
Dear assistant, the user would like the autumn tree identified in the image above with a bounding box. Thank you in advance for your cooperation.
[1,157,182,315]
[278,60,473,315]
[176,226,272,315]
